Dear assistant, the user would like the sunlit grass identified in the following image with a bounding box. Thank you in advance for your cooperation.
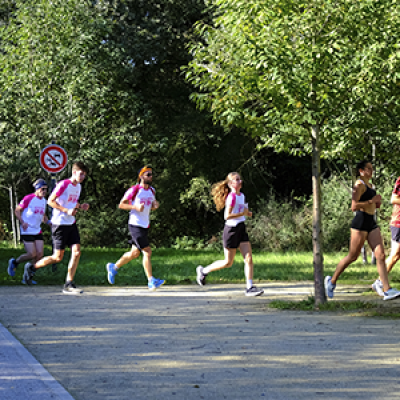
[1,245,400,286]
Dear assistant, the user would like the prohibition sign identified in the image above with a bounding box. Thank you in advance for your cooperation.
[39,144,68,174]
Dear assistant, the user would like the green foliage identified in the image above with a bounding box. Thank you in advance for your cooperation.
[247,194,312,252]
[186,0,400,156]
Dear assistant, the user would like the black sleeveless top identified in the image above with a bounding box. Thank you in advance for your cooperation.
[359,181,376,202]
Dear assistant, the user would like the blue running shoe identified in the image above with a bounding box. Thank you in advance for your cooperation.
[324,276,336,299]
[106,263,118,284]
[22,279,37,285]
[8,258,17,277]
[148,277,165,291]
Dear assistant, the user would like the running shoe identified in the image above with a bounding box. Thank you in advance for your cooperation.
[8,258,17,277]
[62,281,83,295]
[196,266,206,286]
[371,279,384,297]
[324,276,336,299]
[23,262,36,285]
[106,263,118,284]
[148,277,165,291]
[22,279,37,285]
[383,288,400,301]
[245,286,264,297]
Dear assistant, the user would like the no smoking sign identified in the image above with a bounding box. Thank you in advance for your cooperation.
[39,144,68,174]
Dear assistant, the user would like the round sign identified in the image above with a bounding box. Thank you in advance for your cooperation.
[39,144,68,174]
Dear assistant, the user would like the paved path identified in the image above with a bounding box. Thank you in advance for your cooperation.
[1,283,400,400]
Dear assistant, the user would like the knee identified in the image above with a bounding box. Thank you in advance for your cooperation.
[130,248,141,259]
[35,252,44,262]
[72,249,81,259]
[26,251,36,260]
[225,259,234,268]
[53,253,64,263]
[244,254,253,266]
[142,248,152,258]
[375,252,385,264]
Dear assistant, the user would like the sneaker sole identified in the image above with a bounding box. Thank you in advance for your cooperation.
[148,281,165,291]
[372,283,384,297]
[383,292,400,301]
[62,289,83,295]
[324,276,334,299]
[196,266,205,286]
[8,259,16,277]
[245,290,264,297]
[106,264,115,285]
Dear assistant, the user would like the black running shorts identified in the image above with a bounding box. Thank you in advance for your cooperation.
[128,225,150,250]
[20,233,44,243]
[52,224,81,250]
[351,211,378,233]
[223,222,250,249]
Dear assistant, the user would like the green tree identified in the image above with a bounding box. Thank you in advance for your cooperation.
[186,0,400,304]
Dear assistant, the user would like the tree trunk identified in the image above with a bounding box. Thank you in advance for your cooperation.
[311,124,326,305]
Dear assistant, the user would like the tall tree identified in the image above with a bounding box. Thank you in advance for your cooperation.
[186,0,400,304]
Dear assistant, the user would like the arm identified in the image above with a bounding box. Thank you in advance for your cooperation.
[15,205,29,231]
[351,182,381,212]
[391,193,400,205]
[118,198,144,212]
[48,192,77,216]
[151,200,159,210]
[225,206,251,220]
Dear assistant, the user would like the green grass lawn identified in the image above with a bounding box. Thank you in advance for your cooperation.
[2,245,400,287]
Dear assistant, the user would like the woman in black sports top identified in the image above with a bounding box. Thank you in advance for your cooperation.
[324,160,400,301]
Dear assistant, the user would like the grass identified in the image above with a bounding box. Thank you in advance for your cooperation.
[269,296,400,318]
[2,244,400,287]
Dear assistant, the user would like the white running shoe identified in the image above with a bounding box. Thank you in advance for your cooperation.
[371,280,384,297]
[383,288,400,301]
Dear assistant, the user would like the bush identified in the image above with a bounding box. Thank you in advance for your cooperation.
[247,194,313,252]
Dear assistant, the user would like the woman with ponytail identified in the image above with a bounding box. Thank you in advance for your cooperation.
[325,160,400,301]
[196,172,264,296]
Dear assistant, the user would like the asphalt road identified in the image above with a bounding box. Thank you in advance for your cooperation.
[1,283,400,400]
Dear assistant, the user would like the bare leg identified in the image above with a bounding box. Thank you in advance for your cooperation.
[33,240,44,264]
[115,245,141,268]
[368,228,390,292]
[203,248,237,275]
[386,240,400,274]
[16,242,37,264]
[141,247,152,278]
[239,242,253,281]
[65,244,81,282]
[35,249,65,269]
[332,229,367,284]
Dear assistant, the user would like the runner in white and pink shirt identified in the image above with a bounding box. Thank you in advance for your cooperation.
[106,166,165,291]
[23,162,90,294]
[196,172,264,297]
[8,179,50,282]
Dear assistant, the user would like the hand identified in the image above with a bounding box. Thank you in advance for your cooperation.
[67,208,77,216]
[243,208,252,217]
[136,203,144,212]
[80,203,90,211]
[21,222,29,231]
[152,200,160,209]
